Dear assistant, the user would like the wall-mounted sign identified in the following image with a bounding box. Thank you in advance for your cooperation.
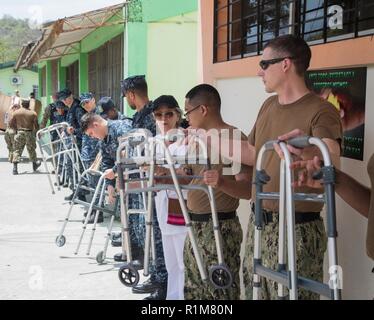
[306,67,367,161]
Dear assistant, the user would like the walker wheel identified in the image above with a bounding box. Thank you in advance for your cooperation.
[208,264,233,290]
[118,264,140,287]
[55,235,66,247]
[96,251,105,264]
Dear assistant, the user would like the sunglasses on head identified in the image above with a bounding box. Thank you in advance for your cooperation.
[154,111,176,119]
[259,56,295,70]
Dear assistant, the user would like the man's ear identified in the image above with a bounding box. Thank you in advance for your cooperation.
[282,58,292,73]
[201,105,208,116]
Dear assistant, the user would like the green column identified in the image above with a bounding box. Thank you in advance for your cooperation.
[38,65,43,99]
[58,60,66,90]
[46,60,53,104]
[124,22,147,116]
[79,52,88,94]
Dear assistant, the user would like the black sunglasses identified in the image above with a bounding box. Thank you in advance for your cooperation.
[259,57,295,70]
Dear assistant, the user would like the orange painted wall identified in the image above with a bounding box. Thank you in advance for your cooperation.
[200,0,374,84]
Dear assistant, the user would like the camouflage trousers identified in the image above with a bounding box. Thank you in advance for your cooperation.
[149,205,168,284]
[242,212,327,300]
[4,128,16,162]
[128,194,146,250]
[13,130,37,163]
[184,215,242,300]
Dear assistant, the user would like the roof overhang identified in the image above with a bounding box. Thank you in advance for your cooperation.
[15,2,127,71]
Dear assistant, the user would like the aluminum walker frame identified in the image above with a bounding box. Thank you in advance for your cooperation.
[55,168,119,257]
[115,131,234,290]
[37,122,84,194]
[253,136,341,300]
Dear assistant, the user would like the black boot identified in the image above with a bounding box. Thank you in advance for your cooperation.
[83,211,104,224]
[111,232,122,247]
[114,245,144,262]
[132,278,162,294]
[33,161,41,172]
[13,163,18,175]
[143,286,167,300]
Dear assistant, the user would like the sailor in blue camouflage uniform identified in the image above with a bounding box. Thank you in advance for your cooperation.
[80,112,132,223]
[57,88,85,201]
[97,95,147,263]
[121,75,167,300]
[98,96,133,125]
[80,93,101,169]
[80,93,103,223]
[52,101,68,178]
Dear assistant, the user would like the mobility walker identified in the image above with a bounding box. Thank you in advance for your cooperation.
[115,131,234,290]
[55,154,119,255]
[252,136,341,300]
[37,122,84,194]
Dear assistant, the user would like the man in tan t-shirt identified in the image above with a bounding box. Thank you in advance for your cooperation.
[237,35,343,300]
[10,99,41,175]
[183,84,252,300]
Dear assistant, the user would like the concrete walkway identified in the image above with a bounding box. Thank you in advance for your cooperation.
[0,132,147,300]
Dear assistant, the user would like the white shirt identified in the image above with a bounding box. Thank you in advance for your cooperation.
[154,135,188,236]
[11,95,21,107]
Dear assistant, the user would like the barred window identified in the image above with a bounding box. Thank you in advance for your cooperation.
[214,0,374,62]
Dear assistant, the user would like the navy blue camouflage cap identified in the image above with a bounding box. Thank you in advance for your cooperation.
[57,88,72,101]
[97,97,116,115]
[120,75,146,95]
[55,100,66,109]
[79,92,95,105]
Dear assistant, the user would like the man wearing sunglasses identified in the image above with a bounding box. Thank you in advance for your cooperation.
[240,35,343,300]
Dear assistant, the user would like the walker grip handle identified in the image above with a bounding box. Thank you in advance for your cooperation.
[287,136,311,149]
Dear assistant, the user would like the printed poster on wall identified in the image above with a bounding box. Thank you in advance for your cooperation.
[306,67,367,161]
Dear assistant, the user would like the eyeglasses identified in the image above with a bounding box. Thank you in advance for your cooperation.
[259,57,295,70]
[184,105,202,120]
[154,111,176,119]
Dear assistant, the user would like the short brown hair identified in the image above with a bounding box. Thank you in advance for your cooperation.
[21,100,30,109]
[264,35,311,76]
[80,113,103,133]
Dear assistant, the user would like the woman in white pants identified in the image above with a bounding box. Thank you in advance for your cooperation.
[152,95,188,300]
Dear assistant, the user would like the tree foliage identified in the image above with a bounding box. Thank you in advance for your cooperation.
[0,15,41,64]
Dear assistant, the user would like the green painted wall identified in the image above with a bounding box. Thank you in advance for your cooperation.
[124,23,147,78]
[79,53,88,93]
[0,67,38,98]
[123,22,147,116]
[58,60,66,90]
[142,0,197,22]
[124,0,198,116]
[147,11,198,108]
[45,60,53,104]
